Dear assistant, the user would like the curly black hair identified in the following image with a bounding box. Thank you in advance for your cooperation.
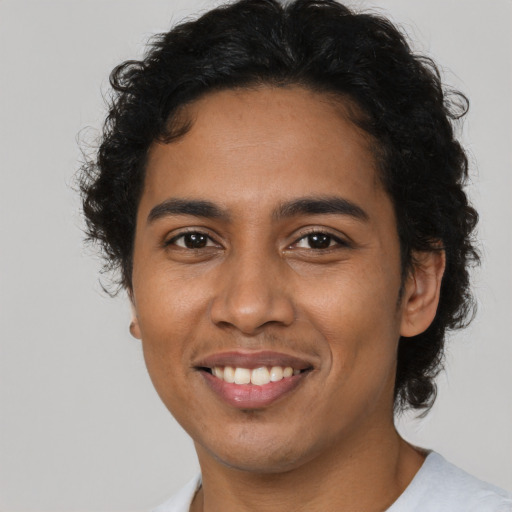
[79,0,479,413]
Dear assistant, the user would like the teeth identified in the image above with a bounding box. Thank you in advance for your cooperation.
[251,367,270,385]
[212,367,224,379]
[283,367,293,378]
[224,366,235,383]
[270,366,283,382]
[211,365,300,385]
[234,367,251,384]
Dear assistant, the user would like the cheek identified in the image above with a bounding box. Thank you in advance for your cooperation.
[134,264,210,338]
[132,269,210,394]
[299,261,401,388]
[299,259,401,336]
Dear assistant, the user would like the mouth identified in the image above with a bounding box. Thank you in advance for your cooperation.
[201,365,308,384]
[194,351,314,409]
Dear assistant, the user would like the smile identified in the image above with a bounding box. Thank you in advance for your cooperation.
[194,351,314,408]
[209,365,302,385]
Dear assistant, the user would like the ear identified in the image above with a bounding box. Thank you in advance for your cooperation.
[128,292,142,339]
[400,249,446,338]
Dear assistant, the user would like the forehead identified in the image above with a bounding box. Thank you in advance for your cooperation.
[142,86,384,216]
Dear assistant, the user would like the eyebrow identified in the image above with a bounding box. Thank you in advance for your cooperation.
[147,196,369,224]
[147,198,230,223]
[273,196,369,222]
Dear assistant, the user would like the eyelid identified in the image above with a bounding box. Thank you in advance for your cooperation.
[288,227,353,250]
[161,226,352,250]
[163,227,222,248]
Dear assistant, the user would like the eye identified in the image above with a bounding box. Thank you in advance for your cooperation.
[293,232,347,250]
[167,231,218,249]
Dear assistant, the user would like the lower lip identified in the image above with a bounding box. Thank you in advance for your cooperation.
[200,371,307,409]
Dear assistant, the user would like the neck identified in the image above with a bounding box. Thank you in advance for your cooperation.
[191,424,425,512]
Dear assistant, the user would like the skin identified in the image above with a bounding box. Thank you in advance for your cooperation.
[130,86,445,511]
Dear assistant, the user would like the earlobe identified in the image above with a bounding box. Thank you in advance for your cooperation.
[130,320,142,339]
[129,297,142,339]
[400,249,446,338]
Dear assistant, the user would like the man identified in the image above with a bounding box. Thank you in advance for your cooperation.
[79,0,511,510]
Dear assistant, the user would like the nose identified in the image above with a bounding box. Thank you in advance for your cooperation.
[209,251,295,335]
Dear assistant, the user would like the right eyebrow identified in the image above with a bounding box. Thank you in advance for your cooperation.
[147,198,230,224]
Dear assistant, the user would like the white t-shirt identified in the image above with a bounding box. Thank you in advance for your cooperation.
[153,451,512,512]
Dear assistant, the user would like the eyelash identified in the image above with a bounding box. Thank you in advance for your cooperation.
[164,230,220,250]
[291,230,350,251]
[164,229,350,251]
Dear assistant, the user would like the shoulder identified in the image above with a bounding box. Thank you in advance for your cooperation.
[152,475,202,512]
[389,452,512,512]
[153,455,512,512]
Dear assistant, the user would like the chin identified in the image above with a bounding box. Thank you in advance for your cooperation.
[212,448,311,474]
[195,426,323,475]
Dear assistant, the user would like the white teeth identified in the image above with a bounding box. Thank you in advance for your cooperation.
[211,365,302,385]
[234,367,251,384]
[251,367,270,385]
[269,366,284,382]
[224,366,235,383]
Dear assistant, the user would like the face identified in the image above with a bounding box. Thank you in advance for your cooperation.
[130,87,435,473]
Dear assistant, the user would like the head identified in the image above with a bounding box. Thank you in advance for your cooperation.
[80,0,478,429]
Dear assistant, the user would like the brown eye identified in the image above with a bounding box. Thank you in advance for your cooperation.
[295,232,341,250]
[170,232,213,249]
[307,233,332,249]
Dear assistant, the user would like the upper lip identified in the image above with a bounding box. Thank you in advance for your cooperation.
[194,350,315,371]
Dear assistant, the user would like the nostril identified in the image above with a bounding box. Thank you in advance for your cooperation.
[209,292,296,334]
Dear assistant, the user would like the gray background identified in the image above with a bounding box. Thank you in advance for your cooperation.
[0,0,510,510]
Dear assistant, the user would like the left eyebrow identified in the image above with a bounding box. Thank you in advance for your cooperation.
[273,196,369,222]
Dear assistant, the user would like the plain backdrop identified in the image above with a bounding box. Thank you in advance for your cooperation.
[0,0,511,510]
